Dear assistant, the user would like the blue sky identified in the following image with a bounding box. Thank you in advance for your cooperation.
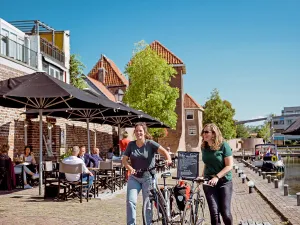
[2,0,300,124]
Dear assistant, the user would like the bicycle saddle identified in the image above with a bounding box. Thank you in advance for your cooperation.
[161,172,171,178]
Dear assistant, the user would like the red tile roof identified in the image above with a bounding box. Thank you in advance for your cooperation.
[149,40,184,64]
[86,76,116,102]
[184,93,204,110]
[149,40,186,74]
[87,55,129,87]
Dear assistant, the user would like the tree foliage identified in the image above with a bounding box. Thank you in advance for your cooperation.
[257,121,271,142]
[123,40,179,138]
[70,54,87,89]
[203,89,236,139]
[236,124,250,138]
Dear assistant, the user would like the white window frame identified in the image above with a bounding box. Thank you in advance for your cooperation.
[188,126,197,136]
[49,65,64,82]
[186,110,194,120]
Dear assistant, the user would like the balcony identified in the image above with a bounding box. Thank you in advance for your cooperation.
[0,34,38,68]
[40,38,65,64]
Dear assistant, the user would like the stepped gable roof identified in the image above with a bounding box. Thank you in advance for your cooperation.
[184,93,204,111]
[85,76,116,102]
[87,55,129,87]
[149,40,186,74]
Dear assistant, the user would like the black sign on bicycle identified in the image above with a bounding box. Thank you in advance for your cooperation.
[177,151,199,179]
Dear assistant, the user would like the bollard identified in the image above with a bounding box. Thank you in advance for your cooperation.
[262,172,266,179]
[241,174,247,183]
[297,193,300,206]
[255,167,258,173]
[258,169,262,176]
[284,184,289,196]
[271,176,276,182]
[274,179,279,188]
[235,167,238,173]
[267,175,271,183]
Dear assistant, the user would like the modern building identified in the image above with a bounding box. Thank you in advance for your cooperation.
[272,106,300,145]
[0,18,113,158]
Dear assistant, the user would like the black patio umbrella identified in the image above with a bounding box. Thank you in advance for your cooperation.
[282,118,300,135]
[25,102,169,154]
[0,72,132,195]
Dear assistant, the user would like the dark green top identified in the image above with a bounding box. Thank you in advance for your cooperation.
[202,142,232,181]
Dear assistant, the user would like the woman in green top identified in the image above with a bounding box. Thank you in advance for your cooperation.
[201,123,233,225]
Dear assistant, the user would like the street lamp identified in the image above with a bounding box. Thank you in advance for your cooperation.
[114,89,124,102]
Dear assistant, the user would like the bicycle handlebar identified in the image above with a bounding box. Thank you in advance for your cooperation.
[172,176,208,182]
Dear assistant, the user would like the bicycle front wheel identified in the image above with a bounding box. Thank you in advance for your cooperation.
[194,195,205,225]
[143,196,167,225]
[181,201,192,225]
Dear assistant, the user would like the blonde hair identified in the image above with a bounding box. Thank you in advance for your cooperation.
[201,123,224,150]
[123,131,128,138]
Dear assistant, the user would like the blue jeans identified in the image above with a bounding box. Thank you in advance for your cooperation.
[82,173,94,190]
[126,175,152,225]
[203,179,233,225]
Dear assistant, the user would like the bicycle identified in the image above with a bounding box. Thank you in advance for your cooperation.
[175,176,207,225]
[142,166,182,225]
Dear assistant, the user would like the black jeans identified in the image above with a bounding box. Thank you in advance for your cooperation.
[203,179,233,225]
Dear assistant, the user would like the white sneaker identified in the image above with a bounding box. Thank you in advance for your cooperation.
[32,174,39,179]
[24,184,33,189]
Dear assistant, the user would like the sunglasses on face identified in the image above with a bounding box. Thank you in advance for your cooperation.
[202,131,212,134]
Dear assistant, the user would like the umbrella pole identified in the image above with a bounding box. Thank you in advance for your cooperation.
[87,118,91,154]
[39,109,43,196]
[118,124,121,156]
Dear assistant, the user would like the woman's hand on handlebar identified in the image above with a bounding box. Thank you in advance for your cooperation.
[128,167,136,175]
[165,159,172,166]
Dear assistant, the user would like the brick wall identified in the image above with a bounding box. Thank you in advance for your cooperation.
[185,109,202,151]
[158,66,186,152]
[0,62,114,159]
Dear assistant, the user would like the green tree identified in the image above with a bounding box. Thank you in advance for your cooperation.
[70,54,86,89]
[257,121,271,142]
[123,40,179,139]
[236,124,250,138]
[203,89,236,139]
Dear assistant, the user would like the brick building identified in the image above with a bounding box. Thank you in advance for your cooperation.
[184,94,204,151]
[0,18,113,159]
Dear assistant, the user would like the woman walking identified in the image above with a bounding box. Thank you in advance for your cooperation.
[201,123,233,225]
[122,122,172,225]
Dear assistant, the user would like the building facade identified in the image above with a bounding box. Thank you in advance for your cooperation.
[273,106,300,145]
[184,94,204,151]
[0,18,113,158]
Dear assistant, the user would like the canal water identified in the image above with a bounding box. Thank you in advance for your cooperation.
[280,157,300,195]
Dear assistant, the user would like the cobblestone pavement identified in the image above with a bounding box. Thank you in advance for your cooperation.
[0,161,288,225]
[236,160,300,225]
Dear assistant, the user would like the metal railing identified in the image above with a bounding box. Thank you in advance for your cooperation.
[40,37,65,64]
[0,34,38,68]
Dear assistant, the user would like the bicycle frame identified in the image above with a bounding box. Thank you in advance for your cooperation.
[149,173,173,223]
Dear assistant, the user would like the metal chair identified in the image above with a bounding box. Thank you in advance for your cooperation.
[58,162,89,203]
[97,161,115,193]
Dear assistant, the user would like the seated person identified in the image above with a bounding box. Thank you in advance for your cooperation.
[1,145,38,189]
[107,148,114,160]
[78,145,96,167]
[20,146,37,173]
[63,146,94,191]
[90,147,103,168]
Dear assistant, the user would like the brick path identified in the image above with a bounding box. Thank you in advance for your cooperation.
[0,160,288,225]
[236,160,300,225]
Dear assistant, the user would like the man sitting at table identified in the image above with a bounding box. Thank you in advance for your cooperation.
[90,147,103,168]
[78,145,96,167]
[63,146,94,191]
